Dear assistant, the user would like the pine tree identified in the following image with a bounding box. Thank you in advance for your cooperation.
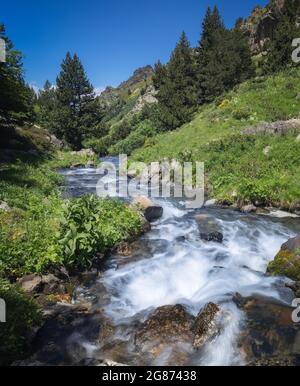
[197,6,227,103]
[37,81,60,135]
[154,32,197,130]
[197,6,254,104]
[55,53,99,149]
[264,0,300,73]
[0,24,34,125]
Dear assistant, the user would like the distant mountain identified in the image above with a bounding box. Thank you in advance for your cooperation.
[98,65,156,122]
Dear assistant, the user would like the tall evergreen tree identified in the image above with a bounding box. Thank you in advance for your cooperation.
[37,80,60,135]
[154,32,197,130]
[55,53,99,149]
[0,24,34,125]
[197,6,254,104]
[264,0,300,73]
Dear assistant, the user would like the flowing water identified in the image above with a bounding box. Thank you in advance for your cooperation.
[59,162,300,366]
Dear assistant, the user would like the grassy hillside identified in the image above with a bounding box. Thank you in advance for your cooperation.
[132,68,300,210]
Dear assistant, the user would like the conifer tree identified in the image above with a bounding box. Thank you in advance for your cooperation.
[197,6,254,103]
[0,24,35,125]
[154,32,197,130]
[264,0,300,73]
[37,81,60,135]
[55,53,98,149]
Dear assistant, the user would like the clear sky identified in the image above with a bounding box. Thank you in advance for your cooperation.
[1,0,268,92]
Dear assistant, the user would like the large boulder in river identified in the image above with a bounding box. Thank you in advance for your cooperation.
[135,305,194,359]
[133,196,163,222]
[267,235,300,281]
[193,303,221,349]
[238,295,300,364]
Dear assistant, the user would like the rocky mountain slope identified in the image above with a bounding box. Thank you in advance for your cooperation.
[240,0,297,54]
[98,65,157,122]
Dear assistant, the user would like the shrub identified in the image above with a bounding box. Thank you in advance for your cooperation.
[58,196,142,269]
[0,279,42,366]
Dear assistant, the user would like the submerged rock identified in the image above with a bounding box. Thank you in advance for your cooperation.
[193,303,221,349]
[267,235,300,281]
[200,232,224,243]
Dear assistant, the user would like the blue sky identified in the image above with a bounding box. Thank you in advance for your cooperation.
[1,0,268,92]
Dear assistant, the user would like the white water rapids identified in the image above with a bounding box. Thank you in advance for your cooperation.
[60,165,299,366]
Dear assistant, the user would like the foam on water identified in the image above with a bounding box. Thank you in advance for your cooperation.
[62,166,297,365]
[102,198,296,365]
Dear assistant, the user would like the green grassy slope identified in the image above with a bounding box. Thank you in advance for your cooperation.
[132,68,300,209]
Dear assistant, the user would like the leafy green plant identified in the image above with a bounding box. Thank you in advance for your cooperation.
[58,196,142,270]
[0,279,42,366]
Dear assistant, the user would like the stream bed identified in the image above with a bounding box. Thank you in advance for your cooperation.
[23,163,300,367]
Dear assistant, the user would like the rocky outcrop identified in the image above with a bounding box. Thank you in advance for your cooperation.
[0,201,11,212]
[98,66,154,113]
[239,1,286,54]
[243,119,300,136]
[193,303,221,349]
[131,85,158,114]
[71,148,96,158]
[267,235,300,281]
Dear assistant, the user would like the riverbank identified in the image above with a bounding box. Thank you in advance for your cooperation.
[0,150,148,365]
[131,68,300,213]
[11,165,300,366]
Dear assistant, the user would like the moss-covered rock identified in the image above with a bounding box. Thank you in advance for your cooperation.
[267,235,300,281]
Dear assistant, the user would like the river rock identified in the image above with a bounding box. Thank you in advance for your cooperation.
[193,303,221,349]
[18,274,66,295]
[267,235,300,281]
[86,161,95,168]
[200,232,223,243]
[133,196,163,222]
[250,356,300,366]
[239,295,300,364]
[70,163,84,169]
[135,305,194,357]
[71,148,95,157]
[19,303,103,366]
[204,199,217,208]
[241,204,257,213]
[286,282,300,298]
[0,201,11,212]
[98,360,128,366]
[195,214,222,237]
[18,275,43,294]
[50,134,64,150]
